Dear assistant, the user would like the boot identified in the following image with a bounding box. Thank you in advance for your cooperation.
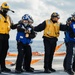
[1,67,11,72]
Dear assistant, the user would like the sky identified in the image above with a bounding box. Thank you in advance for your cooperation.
[0,0,75,41]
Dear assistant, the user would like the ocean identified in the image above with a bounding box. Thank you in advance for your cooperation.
[8,40,66,53]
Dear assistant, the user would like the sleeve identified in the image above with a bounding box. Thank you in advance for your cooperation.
[34,21,46,32]
[10,20,24,29]
[10,23,18,29]
[60,23,69,31]
[17,24,25,32]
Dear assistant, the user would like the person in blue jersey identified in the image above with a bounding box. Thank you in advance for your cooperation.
[63,13,75,75]
[15,14,36,73]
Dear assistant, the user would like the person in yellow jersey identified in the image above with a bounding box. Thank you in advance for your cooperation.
[34,12,68,73]
[0,2,15,73]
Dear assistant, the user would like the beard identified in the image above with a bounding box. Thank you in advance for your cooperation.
[52,20,57,23]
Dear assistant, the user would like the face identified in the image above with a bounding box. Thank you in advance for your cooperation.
[67,21,71,26]
[52,17,59,22]
[68,21,71,24]
[23,20,28,26]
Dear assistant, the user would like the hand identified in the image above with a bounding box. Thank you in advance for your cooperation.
[25,30,30,33]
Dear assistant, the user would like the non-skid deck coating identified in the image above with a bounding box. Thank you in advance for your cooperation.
[1,56,75,75]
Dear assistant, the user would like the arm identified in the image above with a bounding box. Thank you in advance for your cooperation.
[10,20,23,29]
[10,23,18,29]
[34,21,46,32]
[11,20,25,32]
[17,24,25,32]
[60,23,68,31]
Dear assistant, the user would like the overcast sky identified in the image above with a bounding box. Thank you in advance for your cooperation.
[0,0,75,41]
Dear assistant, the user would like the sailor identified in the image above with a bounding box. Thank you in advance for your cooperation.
[0,2,14,73]
[15,14,36,73]
[34,12,68,73]
[63,13,75,75]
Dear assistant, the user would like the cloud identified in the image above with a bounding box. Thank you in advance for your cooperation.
[0,0,75,41]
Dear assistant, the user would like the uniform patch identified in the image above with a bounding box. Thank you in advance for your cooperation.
[73,24,75,29]
[20,36,23,38]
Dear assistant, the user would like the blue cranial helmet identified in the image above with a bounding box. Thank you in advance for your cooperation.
[22,14,34,23]
[22,14,30,20]
[28,16,34,23]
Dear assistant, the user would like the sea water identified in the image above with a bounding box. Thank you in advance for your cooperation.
[8,40,66,53]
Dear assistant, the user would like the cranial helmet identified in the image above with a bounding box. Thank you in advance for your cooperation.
[28,16,34,23]
[22,14,34,23]
[22,14,30,20]
[71,12,75,21]
[51,12,60,19]
[1,2,9,9]
[66,17,72,23]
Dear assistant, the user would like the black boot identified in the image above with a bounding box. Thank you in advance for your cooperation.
[49,68,56,72]
[1,67,11,72]
[23,66,34,71]
[15,69,24,73]
[44,69,51,73]
[0,65,1,73]
[66,70,74,75]
[25,68,34,72]
[30,67,34,70]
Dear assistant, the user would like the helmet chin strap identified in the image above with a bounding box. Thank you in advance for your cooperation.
[1,8,15,13]
[9,9,15,13]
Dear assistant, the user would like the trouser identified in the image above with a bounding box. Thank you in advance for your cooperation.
[64,42,74,71]
[63,42,68,70]
[0,39,9,69]
[72,52,75,71]
[43,37,57,70]
[16,42,32,70]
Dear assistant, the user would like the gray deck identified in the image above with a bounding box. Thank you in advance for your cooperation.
[0,56,75,75]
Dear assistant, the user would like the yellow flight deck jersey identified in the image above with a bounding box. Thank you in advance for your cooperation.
[0,14,11,34]
[43,20,60,38]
